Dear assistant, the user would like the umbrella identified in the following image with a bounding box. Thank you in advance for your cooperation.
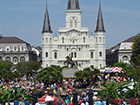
[45,95,54,102]
[38,94,58,102]
[112,66,122,73]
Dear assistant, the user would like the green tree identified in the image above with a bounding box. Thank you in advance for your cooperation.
[131,33,140,65]
[16,61,41,76]
[0,61,13,79]
[36,65,63,82]
[75,67,101,81]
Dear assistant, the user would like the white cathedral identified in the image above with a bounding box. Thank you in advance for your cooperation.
[42,0,106,69]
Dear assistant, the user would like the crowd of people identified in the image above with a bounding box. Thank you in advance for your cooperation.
[0,72,132,105]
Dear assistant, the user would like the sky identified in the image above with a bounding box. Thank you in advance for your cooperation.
[0,0,140,48]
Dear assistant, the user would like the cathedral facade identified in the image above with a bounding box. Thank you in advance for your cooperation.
[42,0,106,69]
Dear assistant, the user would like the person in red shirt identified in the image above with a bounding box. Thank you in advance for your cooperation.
[68,101,73,105]
[53,100,58,105]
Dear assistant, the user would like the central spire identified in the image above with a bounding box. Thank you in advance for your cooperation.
[67,0,80,10]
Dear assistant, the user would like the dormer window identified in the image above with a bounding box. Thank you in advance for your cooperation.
[13,46,18,51]
[0,46,2,51]
[5,46,10,51]
[20,46,25,51]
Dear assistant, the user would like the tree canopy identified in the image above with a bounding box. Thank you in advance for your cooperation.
[131,33,140,65]
[36,65,63,82]
[16,61,41,76]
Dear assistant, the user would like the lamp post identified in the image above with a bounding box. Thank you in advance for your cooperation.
[48,75,53,105]
[72,75,78,105]
[88,75,93,105]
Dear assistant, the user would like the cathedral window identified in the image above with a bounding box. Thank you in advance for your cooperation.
[99,37,102,42]
[73,40,75,43]
[99,51,102,57]
[71,52,73,58]
[62,37,64,43]
[50,38,52,43]
[67,48,69,51]
[79,48,81,51]
[46,38,48,43]
[96,37,98,43]
[70,20,73,28]
[75,20,77,28]
[103,37,105,42]
[46,52,48,57]
[54,52,57,59]
[91,52,93,58]
[83,37,85,43]
[74,52,77,58]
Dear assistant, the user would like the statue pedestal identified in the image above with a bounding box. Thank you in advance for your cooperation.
[62,68,78,78]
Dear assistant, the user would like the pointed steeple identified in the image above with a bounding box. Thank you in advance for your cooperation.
[42,1,52,33]
[95,1,105,32]
[67,0,80,10]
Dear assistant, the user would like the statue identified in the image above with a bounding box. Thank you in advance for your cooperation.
[64,54,77,68]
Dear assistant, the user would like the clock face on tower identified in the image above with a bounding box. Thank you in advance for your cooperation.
[70,31,77,38]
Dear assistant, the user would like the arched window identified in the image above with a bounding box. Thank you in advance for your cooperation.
[20,57,25,62]
[46,38,48,43]
[99,37,102,42]
[74,52,77,58]
[79,48,81,51]
[123,56,129,63]
[73,40,75,43]
[75,20,77,28]
[13,57,18,64]
[83,37,85,43]
[50,38,52,43]
[5,57,11,62]
[99,52,102,57]
[70,20,73,28]
[54,52,57,59]
[91,52,93,58]
[67,48,69,51]
[62,37,64,43]
[96,37,98,43]
[46,52,48,57]
[71,52,73,58]
[103,37,105,42]
[42,38,44,43]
